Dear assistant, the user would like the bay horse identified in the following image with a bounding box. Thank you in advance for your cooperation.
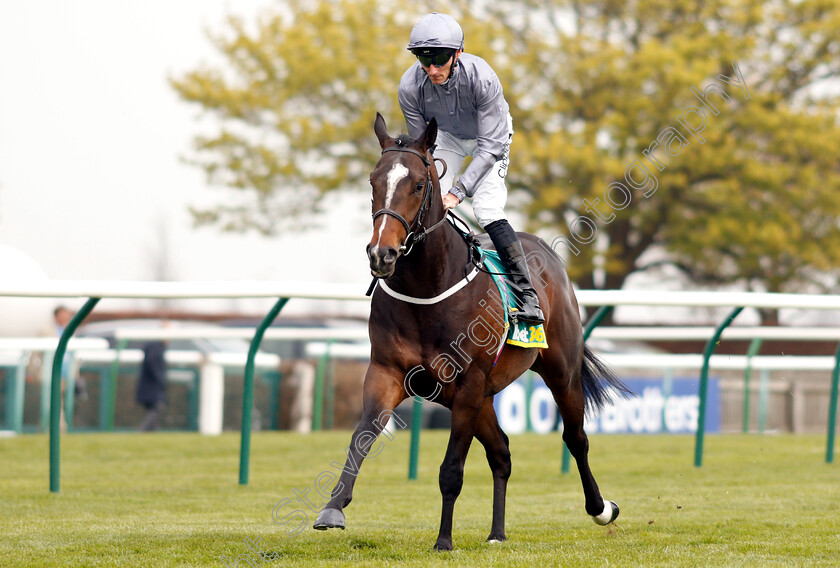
[313,113,626,551]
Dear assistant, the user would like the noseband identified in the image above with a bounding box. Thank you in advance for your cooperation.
[372,145,447,256]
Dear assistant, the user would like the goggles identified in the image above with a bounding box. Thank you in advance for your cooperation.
[412,49,455,68]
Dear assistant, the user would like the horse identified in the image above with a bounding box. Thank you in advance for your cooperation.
[313,113,626,551]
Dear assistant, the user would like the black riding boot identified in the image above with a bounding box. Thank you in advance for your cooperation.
[485,219,545,325]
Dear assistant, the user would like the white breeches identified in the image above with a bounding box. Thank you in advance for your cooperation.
[434,116,513,228]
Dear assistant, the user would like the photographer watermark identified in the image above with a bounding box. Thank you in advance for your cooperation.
[218,410,406,566]
[552,60,749,260]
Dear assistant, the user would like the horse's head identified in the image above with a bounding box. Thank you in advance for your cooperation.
[366,113,439,278]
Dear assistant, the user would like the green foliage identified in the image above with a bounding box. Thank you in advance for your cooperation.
[173,0,840,297]
[171,0,411,234]
[473,0,840,294]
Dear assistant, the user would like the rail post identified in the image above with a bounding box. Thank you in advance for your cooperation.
[266,370,282,431]
[525,372,535,433]
[95,366,110,431]
[742,338,763,433]
[239,297,289,486]
[826,342,840,464]
[408,396,423,480]
[313,339,335,432]
[757,369,771,433]
[104,338,128,431]
[9,356,26,433]
[694,306,743,468]
[50,297,100,493]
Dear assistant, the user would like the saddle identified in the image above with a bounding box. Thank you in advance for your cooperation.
[450,216,547,350]
[479,247,548,349]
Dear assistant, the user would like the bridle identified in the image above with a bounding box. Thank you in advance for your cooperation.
[366,143,487,299]
[371,144,448,256]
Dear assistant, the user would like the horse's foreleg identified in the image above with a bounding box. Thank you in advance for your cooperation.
[474,398,511,543]
[313,365,405,531]
[435,388,483,551]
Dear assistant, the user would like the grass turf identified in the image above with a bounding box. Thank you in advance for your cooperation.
[1,431,838,567]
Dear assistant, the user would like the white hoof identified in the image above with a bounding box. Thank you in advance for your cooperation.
[591,500,619,525]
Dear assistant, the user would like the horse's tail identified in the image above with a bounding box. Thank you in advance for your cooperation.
[581,344,632,416]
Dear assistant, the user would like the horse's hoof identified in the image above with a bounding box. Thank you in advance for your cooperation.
[433,539,453,552]
[487,534,506,543]
[591,500,619,526]
[313,508,345,530]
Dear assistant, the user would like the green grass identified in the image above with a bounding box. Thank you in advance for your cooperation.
[1,432,838,567]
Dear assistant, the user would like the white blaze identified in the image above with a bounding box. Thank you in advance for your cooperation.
[375,163,409,247]
[385,163,409,208]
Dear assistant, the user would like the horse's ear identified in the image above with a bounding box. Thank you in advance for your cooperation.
[418,117,438,151]
[374,112,391,148]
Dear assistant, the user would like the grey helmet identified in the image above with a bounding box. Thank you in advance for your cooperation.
[407,13,464,51]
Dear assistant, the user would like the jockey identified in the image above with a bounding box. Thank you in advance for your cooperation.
[398,12,544,325]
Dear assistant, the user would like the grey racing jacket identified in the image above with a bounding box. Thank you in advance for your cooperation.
[398,53,511,197]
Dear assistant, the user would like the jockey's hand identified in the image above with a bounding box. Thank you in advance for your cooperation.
[442,192,461,211]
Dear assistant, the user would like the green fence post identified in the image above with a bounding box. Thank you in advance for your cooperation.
[742,338,763,433]
[408,396,423,480]
[525,372,534,433]
[757,369,770,434]
[1,366,9,429]
[105,339,128,431]
[50,297,100,493]
[826,342,840,464]
[694,306,743,468]
[40,352,53,432]
[560,305,614,474]
[188,368,200,432]
[64,360,76,433]
[325,364,335,431]
[266,370,282,431]
[10,358,26,433]
[239,297,289,486]
[94,367,110,431]
[313,339,335,432]
[661,367,674,430]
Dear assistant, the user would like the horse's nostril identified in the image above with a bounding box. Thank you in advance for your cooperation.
[383,247,398,264]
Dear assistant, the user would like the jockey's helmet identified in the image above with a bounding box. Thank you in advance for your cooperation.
[407,13,464,52]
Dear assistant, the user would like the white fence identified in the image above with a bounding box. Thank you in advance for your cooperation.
[1,282,839,491]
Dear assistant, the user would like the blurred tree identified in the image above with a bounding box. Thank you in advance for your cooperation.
[173,0,840,310]
[171,0,410,234]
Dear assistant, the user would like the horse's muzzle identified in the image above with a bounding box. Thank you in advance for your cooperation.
[367,243,398,277]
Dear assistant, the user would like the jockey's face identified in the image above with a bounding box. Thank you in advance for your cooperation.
[419,49,461,85]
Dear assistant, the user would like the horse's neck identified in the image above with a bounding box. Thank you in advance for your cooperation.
[386,220,466,297]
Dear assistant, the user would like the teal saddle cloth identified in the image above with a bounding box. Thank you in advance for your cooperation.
[480,248,548,349]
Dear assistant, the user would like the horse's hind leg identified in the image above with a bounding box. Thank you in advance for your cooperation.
[312,364,406,531]
[536,354,619,526]
[474,398,512,543]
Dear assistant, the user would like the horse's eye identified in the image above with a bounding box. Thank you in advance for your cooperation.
[415,181,425,193]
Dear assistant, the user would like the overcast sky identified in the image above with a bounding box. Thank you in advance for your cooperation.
[0,1,376,317]
[5,2,834,331]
